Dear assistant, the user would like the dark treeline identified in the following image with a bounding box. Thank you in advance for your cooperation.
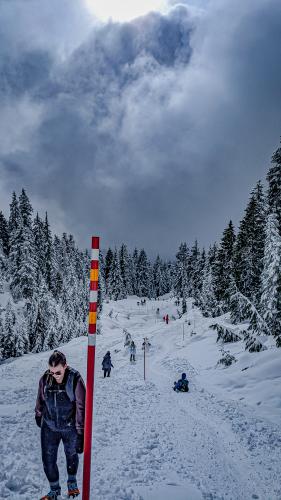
[0,190,91,359]
[0,190,174,360]
[173,140,281,351]
[1,140,281,359]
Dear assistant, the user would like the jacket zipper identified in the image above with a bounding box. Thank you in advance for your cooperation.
[54,391,57,428]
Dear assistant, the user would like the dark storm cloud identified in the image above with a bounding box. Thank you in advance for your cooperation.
[0,0,281,258]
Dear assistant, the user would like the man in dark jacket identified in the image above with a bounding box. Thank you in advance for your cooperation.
[35,350,86,500]
[102,351,114,377]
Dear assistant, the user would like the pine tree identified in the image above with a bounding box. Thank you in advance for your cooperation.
[9,222,37,301]
[10,190,37,301]
[234,183,266,304]
[174,243,189,299]
[260,213,281,343]
[189,240,201,304]
[97,250,106,319]
[267,140,281,233]
[0,211,9,256]
[19,189,33,227]
[43,213,53,292]
[131,248,139,295]
[105,248,114,295]
[214,221,236,310]
[136,249,151,298]
[1,301,17,359]
[33,213,45,286]
[200,248,219,317]
[107,248,125,300]
[119,244,132,296]
[153,255,165,297]
[8,192,20,235]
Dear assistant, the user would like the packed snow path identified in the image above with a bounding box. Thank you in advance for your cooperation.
[0,297,280,499]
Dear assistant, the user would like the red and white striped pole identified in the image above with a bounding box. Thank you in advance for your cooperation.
[83,236,100,500]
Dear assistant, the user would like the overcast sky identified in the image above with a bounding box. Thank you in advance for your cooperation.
[0,0,281,258]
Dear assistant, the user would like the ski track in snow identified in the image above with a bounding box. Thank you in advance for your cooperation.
[0,298,280,499]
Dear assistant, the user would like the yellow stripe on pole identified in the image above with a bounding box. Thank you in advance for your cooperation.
[89,311,97,324]
[90,269,99,281]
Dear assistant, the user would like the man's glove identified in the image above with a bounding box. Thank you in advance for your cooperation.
[76,433,84,454]
[35,415,42,428]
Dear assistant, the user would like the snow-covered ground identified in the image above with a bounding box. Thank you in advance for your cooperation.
[0,296,280,499]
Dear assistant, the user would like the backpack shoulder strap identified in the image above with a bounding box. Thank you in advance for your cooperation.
[65,367,80,402]
[42,370,51,397]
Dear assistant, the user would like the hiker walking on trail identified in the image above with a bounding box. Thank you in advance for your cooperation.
[142,337,151,350]
[130,341,136,362]
[165,314,169,324]
[35,350,85,500]
[102,351,114,377]
[173,373,189,392]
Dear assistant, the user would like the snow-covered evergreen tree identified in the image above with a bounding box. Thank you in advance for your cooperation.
[174,243,189,299]
[97,250,106,319]
[189,240,201,304]
[0,211,9,256]
[260,212,281,344]
[105,247,114,295]
[119,244,133,296]
[43,213,54,292]
[153,255,166,297]
[214,221,236,310]
[9,190,37,301]
[107,248,125,300]
[267,140,281,233]
[1,301,17,359]
[200,248,219,317]
[8,192,20,235]
[136,249,151,298]
[234,183,266,304]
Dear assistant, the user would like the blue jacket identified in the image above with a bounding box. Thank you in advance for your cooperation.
[174,373,189,392]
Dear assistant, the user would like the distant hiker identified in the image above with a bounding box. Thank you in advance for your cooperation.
[173,373,189,392]
[124,329,132,347]
[163,316,166,322]
[137,301,140,306]
[102,351,114,377]
[142,337,151,350]
[165,314,169,324]
[130,341,136,362]
[35,350,85,500]
[156,307,160,316]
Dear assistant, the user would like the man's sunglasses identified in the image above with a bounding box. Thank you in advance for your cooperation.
[49,370,63,376]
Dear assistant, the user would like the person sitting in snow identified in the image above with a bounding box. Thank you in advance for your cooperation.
[173,373,189,392]
[130,341,136,362]
[102,351,114,377]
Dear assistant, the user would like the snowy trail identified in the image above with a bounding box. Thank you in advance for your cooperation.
[0,297,280,499]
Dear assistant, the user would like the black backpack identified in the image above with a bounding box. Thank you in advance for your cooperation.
[43,367,80,402]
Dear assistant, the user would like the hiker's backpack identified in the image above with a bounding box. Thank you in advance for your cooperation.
[43,367,80,402]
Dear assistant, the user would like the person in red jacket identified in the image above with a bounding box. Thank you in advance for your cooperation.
[165,314,169,324]
[35,350,86,500]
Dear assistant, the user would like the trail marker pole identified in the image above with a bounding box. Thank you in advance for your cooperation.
[83,236,100,500]
[182,322,185,342]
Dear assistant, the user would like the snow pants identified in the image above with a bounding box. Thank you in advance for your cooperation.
[103,369,111,377]
[41,421,79,484]
[130,354,136,362]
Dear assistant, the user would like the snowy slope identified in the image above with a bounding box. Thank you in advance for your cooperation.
[0,296,280,499]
